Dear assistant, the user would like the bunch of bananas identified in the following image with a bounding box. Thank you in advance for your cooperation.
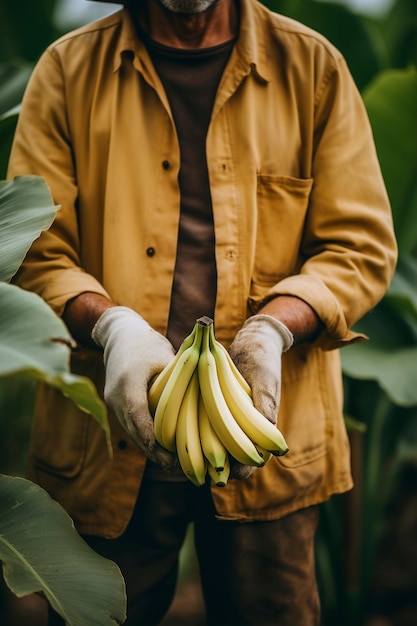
[148,316,289,487]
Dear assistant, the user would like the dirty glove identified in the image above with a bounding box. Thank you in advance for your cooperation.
[92,306,178,471]
[228,314,294,479]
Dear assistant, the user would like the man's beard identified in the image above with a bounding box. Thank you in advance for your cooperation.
[158,0,218,14]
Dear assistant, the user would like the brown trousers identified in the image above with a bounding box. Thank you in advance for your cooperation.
[49,471,320,626]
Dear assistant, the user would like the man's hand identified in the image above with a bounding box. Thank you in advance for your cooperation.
[92,306,179,471]
[228,314,293,479]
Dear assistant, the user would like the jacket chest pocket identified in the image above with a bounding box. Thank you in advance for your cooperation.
[252,174,313,285]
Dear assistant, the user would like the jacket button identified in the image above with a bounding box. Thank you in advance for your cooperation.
[146,247,155,257]
[162,160,170,170]
[118,439,127,450]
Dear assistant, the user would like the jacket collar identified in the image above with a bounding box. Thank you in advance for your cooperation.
[113,8,143,72]
[235,0,271,83]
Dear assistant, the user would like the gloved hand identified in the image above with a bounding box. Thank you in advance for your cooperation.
[92,306,178,471]
[228,314,294,479]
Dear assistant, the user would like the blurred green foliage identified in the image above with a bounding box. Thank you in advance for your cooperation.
[0,2,61,63]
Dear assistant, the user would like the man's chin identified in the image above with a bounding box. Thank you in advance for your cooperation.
[157,0,219,15]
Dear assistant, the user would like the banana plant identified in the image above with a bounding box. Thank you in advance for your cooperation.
[0,175,126,625]
[0,175,109,439]
[316,66,417,626]
[0,475,126,626]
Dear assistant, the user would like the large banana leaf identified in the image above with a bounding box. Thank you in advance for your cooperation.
[342,342,417,407]
[363,66,417,256]
[342,256,417,407]
[0,474,126,625]
[0,175,109,439]
[0,282,109,439]
[341,67,417,407]
[0,176,59,282]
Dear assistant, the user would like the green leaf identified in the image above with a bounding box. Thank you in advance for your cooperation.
[342,342,417,407]
[344,414,367,434]
[385,256,417,320]
[0,176,59,282]
[379,0,417,68]
[0,62,32,177]
[0,283,72,376]
[0,1,61,64]
[363,66,417,255]
[0,63,32,116]
[342,252,417,407]
[0,108,19,179]
[0,283,109,441]
[342,268,417,406]
[0,475,126,625]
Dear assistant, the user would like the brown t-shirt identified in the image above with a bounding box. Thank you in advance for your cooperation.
[142,34,235,480]
[144,34,235,350]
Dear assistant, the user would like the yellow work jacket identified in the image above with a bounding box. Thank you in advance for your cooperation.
[8,0,397,537]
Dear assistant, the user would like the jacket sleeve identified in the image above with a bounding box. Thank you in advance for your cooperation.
[7,46,110,316]
[266,56,397,349]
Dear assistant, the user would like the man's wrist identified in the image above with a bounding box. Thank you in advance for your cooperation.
[63,292,117,349]
[258,295,323,345]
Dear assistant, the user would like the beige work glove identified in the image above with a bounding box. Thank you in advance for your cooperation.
[92,306,178,471]
[228,314,294,479]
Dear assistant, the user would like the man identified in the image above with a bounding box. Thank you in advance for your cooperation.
[8,0,397,623]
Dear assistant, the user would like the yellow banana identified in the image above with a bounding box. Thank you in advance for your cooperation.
[255,446,273,464]
[153,321,203,452]
[208,324,289,456]
[148,324,197,414]
[207,454,231,487]
[176,370,206,487]
[198,393,228,472]
[209,334,252,397]
[198,322,264,467]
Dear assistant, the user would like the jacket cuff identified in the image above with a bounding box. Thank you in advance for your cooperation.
[37,268,111,317]
[261,275,368,350]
